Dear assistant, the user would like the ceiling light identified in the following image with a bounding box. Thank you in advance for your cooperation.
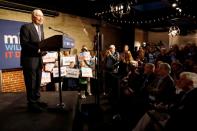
[176,7,180,10]
[168,26,180,37]
[110,2,132,18]
[172,3,177,8]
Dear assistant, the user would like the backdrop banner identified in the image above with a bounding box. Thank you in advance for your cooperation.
[0,19,26,69]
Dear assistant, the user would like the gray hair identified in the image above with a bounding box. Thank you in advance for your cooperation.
[159,63,171,74]
[32,9,43,17]
[109,44,115,49]
[180,72,197,88]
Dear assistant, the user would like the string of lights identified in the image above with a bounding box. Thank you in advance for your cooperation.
[95,12,195,25]
[94,0,196,25]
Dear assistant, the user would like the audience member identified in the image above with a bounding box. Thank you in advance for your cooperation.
[132,72,197,131]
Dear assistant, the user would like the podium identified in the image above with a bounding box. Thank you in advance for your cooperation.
[39,35,75,110]
[39,35,74,51]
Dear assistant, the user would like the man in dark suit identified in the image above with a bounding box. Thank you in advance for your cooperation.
[20,9,47,112]
[164,72,197,131]
[146,63,175,104]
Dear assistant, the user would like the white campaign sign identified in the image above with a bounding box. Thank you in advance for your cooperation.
[42,52,57,63]
[81,67,93,77]
[62,56,76,66]
[65,68,80,78]
[45,63,55,72]
[52,67,67,77]
[41,72,51,84]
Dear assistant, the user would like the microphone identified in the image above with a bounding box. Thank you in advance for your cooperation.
[48,27,68,36]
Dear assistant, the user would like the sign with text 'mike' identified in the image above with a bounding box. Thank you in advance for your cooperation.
[0,19,26,69]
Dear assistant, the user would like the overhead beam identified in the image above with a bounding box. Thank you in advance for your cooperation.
[0,1,59,17]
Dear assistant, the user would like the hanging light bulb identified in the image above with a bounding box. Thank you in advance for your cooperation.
[110,1,132,18]
[168,26,180,37]
[172,3,177,7]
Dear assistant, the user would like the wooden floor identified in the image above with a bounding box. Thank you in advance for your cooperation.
[0,91,79,131]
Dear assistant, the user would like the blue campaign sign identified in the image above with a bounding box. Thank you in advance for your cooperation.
[0,19,26,70]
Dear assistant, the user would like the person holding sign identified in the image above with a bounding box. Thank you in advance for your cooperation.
[20,9,47,112]
[79,60,90,99]
[78,45,93,96]
[62,61,79,91]
[78,45,91,66]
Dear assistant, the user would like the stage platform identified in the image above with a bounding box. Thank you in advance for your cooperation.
[0,91,79,131]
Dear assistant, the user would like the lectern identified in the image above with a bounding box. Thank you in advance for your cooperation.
[39,35,74,109]
[39,35,74,51]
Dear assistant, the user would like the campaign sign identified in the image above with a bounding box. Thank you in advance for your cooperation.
[62,56,76,66]
[41,71,51,85]
[45,63,55,72]
[78,52,91,61]
[42,52,57,63]
[52,67,67,77]
[0,19,26,69]
[81,67,93,77]
[66,68,80,78]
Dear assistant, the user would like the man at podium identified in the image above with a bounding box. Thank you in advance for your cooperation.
[20,9,47,112]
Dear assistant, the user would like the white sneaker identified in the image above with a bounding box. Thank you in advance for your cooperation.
[88,92,92,96]
[81,94,86,99]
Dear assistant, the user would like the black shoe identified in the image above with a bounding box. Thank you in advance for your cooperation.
[28,103,46,113]
[37,101,48,108]
[112,114,122,121]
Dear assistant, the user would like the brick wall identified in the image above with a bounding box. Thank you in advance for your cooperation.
[1,69,25,92]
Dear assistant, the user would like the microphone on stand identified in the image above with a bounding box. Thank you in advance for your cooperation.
[48,27,68,36]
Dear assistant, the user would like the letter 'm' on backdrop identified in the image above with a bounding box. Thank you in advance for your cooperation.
[0,19,26,69]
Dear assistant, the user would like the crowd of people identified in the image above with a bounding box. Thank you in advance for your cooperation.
[50,45,97,99]
[102,43,197,131]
